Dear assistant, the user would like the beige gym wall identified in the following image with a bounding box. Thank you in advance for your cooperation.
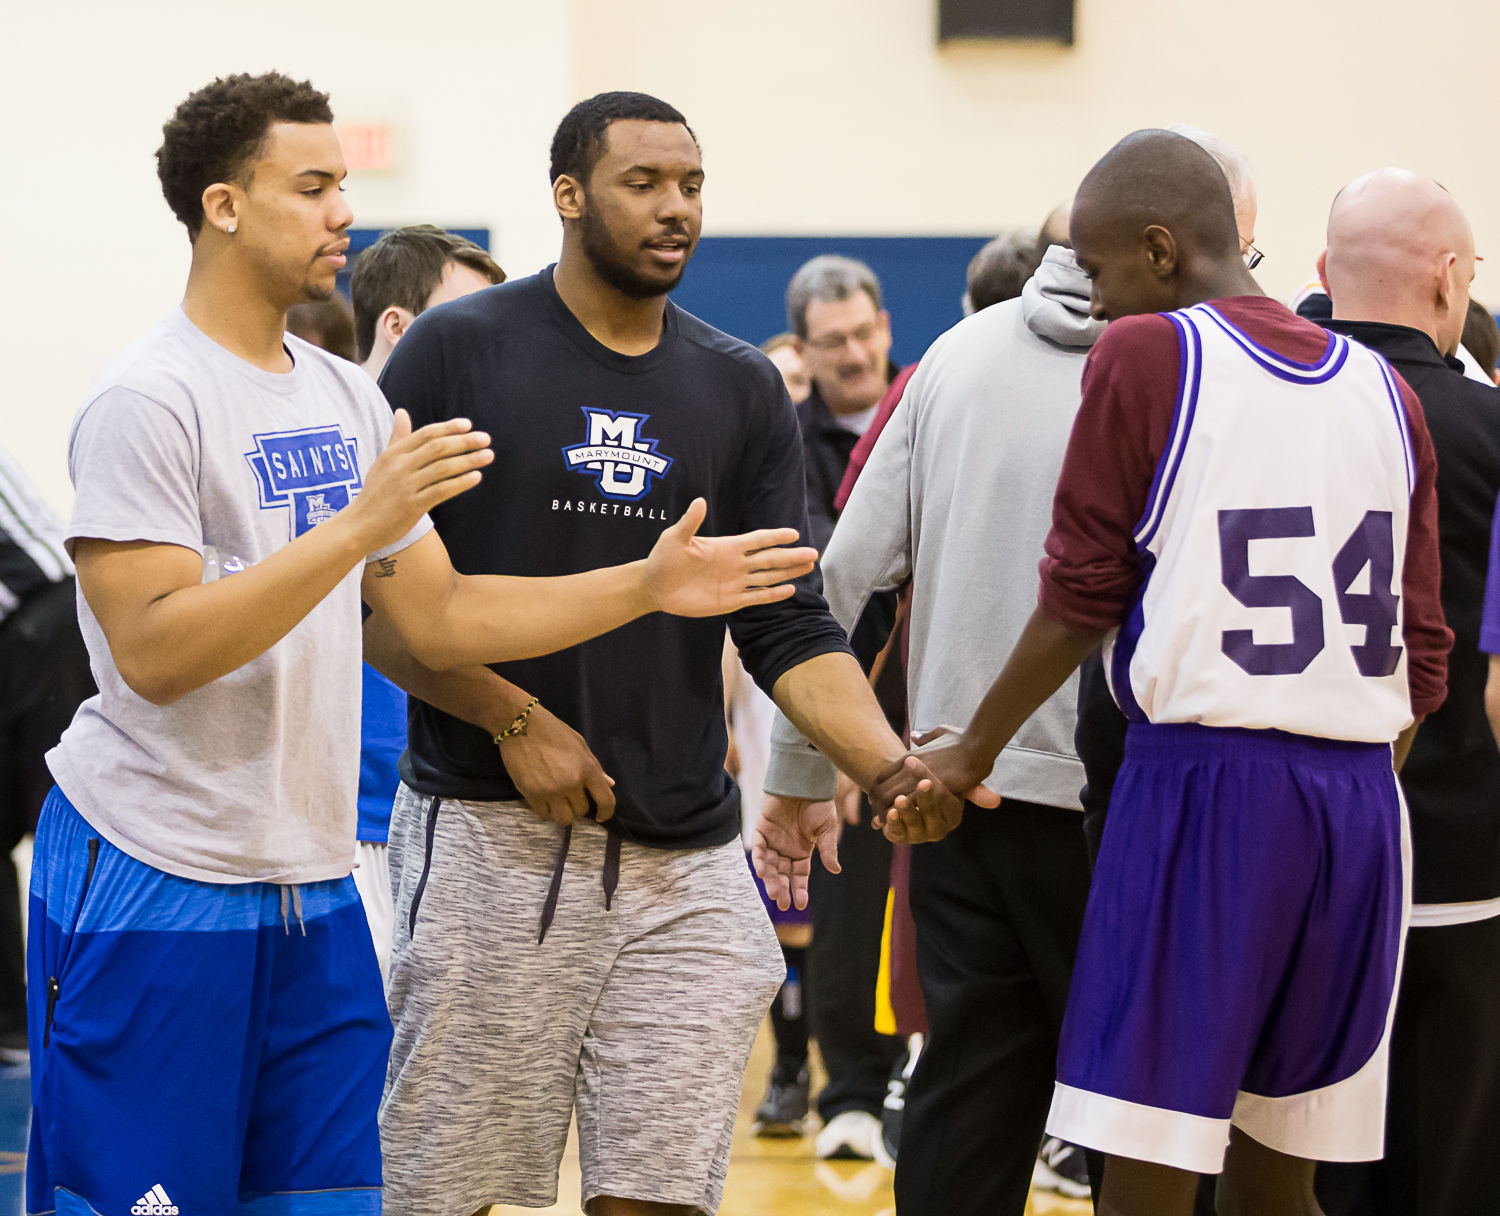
[4,0,1495,507]
[2,0,576,507]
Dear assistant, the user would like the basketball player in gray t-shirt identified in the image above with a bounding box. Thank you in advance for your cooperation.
[26,72,817,1216]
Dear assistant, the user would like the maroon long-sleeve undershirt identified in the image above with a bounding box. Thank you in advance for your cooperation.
[1038,294,1450,720]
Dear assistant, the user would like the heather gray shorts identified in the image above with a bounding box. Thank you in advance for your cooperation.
[379,784,783,1215]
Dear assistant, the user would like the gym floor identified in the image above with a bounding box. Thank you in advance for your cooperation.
[494,1024,1094,1216]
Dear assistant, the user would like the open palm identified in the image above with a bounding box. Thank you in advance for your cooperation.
[646,499,818,617]
[752,794,841,911]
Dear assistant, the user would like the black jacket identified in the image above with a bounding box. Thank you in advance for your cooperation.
[795,374,905,725]
[1324,321,1500,903]
[796,383,868,554]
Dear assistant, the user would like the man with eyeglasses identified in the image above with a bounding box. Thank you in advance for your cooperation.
[1165,124,1263,269]
[789,256,902,553]
[770,254,910,1159]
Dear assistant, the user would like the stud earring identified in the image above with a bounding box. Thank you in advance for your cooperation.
[227,222,237,234]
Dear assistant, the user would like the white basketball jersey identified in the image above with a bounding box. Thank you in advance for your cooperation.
[1103,304,1416,742]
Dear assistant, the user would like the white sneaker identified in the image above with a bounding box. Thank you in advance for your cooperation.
[1033,1136,1092,1199]
[815,1109,882,1160]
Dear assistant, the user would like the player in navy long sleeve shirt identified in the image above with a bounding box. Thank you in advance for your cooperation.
[382,266,852,848]
[374,95,961,1216]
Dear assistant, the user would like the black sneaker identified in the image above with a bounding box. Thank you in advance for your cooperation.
[874,1033,923,1170]
[1033,1136,1091,1199]
[753,1062,810,1137]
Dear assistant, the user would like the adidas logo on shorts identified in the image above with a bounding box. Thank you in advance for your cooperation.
[131,1184,179,1215]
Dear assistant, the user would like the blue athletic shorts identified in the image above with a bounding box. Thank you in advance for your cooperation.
[27,787,391,1216]
[1046,723,1409,1174]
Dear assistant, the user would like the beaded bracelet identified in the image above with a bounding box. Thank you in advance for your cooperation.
[494,696,540,744]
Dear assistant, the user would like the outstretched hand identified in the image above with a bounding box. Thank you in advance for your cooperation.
[752,794,841,911]
[645,499,818,617]
[351,410,493,552]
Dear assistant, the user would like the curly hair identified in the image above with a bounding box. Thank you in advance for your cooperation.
[549,91,696,185]
[156,72,334,241]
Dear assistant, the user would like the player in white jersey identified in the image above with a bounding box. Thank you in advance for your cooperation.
[1110,302,1417,740]
[872,130,1451,1216]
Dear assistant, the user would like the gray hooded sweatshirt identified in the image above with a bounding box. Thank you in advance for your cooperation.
[764,246,1106,809]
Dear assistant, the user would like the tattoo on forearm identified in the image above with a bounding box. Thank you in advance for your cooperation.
[374,557,397,579]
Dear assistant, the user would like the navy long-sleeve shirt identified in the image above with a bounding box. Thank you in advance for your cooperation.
[380,267,852,848]
[1331,320,1500,904]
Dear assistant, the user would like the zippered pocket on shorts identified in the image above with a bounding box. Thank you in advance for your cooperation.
[45,836,99,1048]
[407,797,441,936]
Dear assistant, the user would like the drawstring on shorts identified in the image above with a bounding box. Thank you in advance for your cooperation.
[603,832,620,910]
[279,884,306,936]
[537,826,622,944]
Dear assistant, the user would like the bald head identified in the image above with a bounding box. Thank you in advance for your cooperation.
[1069,130,1254,320]
[1322,169,1475,357]
[1041,201,1071,248]
[1165,124,1258,246]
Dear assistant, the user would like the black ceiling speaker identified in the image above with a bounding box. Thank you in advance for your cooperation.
[938,0,1076,45]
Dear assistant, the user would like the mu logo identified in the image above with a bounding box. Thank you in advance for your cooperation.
[561,408,673,501]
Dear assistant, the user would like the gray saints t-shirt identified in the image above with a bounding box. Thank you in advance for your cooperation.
[47,308,430,884]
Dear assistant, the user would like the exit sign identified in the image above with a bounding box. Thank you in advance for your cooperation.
[339,122,399,173]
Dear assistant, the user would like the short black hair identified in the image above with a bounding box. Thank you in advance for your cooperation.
[350,225,506,361]
[549,91,697,185]
[156,72,334,241]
